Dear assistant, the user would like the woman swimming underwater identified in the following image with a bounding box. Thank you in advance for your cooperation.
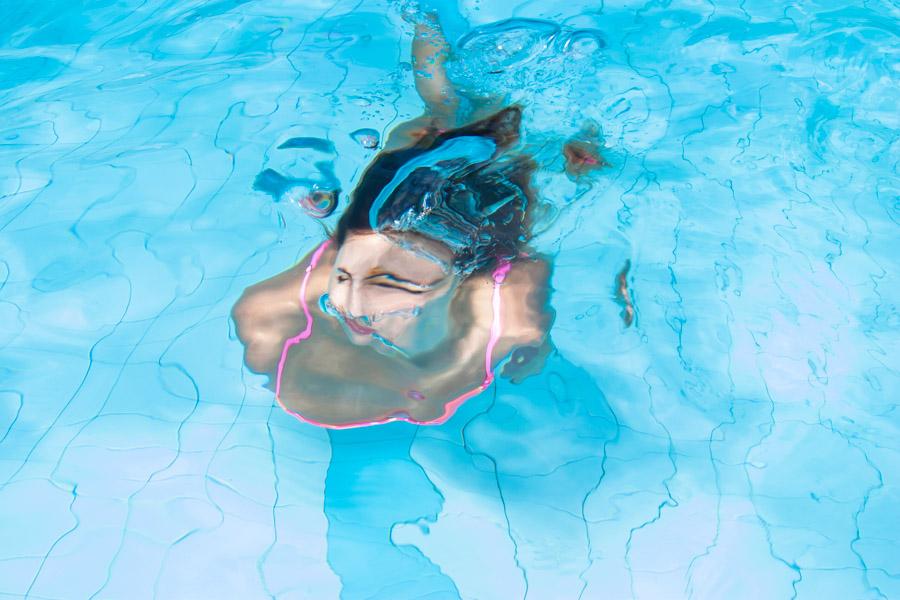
[232,11,604,428]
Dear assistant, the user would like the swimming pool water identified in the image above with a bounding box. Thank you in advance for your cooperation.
[1,0,898,598]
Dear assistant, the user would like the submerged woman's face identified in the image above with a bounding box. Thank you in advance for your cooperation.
[325,231,459,355]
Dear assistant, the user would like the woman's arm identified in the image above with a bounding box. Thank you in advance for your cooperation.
[383,12,461,151]
[411,14,459,123]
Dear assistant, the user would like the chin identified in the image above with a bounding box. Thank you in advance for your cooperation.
[341,327,374,346]
[342,326,399,352]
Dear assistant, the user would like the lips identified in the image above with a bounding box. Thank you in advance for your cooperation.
[344,318,375,336]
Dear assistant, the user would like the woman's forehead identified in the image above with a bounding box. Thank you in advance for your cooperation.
[337,232,453,277]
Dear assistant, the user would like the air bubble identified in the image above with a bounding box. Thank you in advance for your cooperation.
[351,128,380,149]
[561,29,606,59]
[283,184,337,218]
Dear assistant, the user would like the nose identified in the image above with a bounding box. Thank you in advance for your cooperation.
[347,287,367,320]
[330,282,367,321]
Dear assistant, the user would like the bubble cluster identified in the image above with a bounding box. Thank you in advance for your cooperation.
[456,18,560,72]
[449,18,606,92]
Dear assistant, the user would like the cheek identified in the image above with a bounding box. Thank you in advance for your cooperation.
[373,314,415,337]
[326,280,347,309]
[362,288,429,315]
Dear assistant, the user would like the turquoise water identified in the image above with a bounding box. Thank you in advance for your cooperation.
[1,0,898,598]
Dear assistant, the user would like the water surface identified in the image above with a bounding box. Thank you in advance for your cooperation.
[1,0,898,598]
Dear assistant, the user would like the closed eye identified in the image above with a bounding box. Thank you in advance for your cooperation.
[371,282,429,294]
[366,273,440,293]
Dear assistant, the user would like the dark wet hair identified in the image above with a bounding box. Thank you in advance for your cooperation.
[334,106,537,275]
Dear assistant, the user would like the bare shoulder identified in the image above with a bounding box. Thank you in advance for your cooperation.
[231,244,336,373]
[505,255,552,289]
[461,256,554,348]
[503,256,554,344]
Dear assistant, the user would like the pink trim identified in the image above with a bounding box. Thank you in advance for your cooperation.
[418,260,511,426]
[274,240,331,400]
[275,249,511,430]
